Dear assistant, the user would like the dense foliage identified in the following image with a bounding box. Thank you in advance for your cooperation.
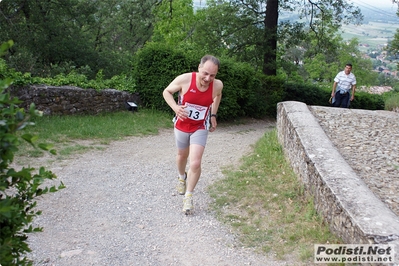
[0,0,378,83]
[2,43,387,120]
[389,0,399,71]
[134,44,385,118]
[134,43,198,111]
[0,0,395,117]
[0,0,157,79]
[282,82,385,111]
[134,43,286,119]
[0,41,64,265]
[0,58,136,93]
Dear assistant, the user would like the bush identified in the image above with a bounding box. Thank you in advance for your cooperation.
[134,44,281,120]
[282,82,385,110]
[0,41,65,265]
[350,91,385,110]
[134,42,197,112]
[0,60,137,94]
[214,58,265,119]
[382,91,399,111]
[283,82,332,107]
[260,75,286,117]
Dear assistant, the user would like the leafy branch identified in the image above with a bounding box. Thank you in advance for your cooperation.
[0,40,65,266]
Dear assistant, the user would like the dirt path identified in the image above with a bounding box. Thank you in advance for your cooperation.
[27,118,297,266]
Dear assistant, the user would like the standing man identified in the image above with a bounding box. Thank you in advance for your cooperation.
[162,55,223,215]
[331,63,356,108]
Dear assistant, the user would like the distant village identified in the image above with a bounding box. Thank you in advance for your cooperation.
[355,5,399,87]
[359,42,398,79]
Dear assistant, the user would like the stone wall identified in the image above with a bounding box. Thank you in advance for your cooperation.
[277,101,399,265]
[8,85,140,115]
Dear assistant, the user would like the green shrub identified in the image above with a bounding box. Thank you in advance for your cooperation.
[282,82,385,110]
[283,82,331,107]
[213,58,247,119]
[0,41,65,265]
[261,75,286,117]
[215,58,265,119]
[0,58,137,93]
[350,91,385,110]
[134,44,281,120]
[134,42,197,112]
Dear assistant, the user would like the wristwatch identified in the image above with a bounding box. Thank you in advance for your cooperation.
[210,114,217,118]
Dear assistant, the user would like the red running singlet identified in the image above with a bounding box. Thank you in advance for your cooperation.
[175,72,214,133]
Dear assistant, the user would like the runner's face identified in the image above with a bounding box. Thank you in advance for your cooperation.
[198,61,218,86]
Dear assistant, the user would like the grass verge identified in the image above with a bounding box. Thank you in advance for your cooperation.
[385,92,399,111]
[208,129,342,263]
[16,109,173,162]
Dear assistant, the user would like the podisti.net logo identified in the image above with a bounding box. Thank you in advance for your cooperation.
[314,244,395,264]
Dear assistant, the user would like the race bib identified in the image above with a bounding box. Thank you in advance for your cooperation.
[185,102,208,121]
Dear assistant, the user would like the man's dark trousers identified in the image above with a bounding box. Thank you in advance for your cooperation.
[332,91,350,108]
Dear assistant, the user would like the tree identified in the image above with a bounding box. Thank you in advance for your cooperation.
[0,0,98,75]
[264,0,279,75]
[0,0,158,78]
[302,37,376,85]
[152,0,197,45]
[192,0,362,76]
[388,28,399,69]
[384,1,399,70]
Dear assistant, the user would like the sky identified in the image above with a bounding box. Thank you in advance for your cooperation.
[351,0,397,9]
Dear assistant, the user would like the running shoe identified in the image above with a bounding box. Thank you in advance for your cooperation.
[182,194,194,215]
[176,173,187,195]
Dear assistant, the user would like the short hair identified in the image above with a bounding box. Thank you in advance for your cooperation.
[200,55,220,69]
[346,63,353,68]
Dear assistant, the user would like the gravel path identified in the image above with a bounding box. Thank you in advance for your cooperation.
[26,119,296,266]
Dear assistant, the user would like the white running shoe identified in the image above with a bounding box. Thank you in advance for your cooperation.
[182,194,194,215]
[176,173,187,195]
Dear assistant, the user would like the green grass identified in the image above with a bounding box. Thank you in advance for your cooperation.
[16,109,173,162]
[208,129,342,263]
[385,92,399,111]
[27,109,173,140]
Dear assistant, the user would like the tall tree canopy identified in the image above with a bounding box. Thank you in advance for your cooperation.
[0,0,370,81]
[0,0,158,78]
[193,0,362,75]
[152,0,197,44]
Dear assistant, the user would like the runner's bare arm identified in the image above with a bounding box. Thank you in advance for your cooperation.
[163,73,191,119]
[211,80,223,116]
[209,80,223,131]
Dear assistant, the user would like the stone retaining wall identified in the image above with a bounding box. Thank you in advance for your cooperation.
[8,85,140,115]
[277,101,399,265]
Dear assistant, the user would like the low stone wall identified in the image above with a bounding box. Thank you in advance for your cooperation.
[276,101,399,264]
[8,85,140,115]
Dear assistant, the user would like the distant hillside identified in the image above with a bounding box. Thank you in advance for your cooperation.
[360,6,399,24]
[279,6,399,49]
[340,7,399,49]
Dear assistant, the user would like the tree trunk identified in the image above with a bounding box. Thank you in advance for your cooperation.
[263,0,279,76]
